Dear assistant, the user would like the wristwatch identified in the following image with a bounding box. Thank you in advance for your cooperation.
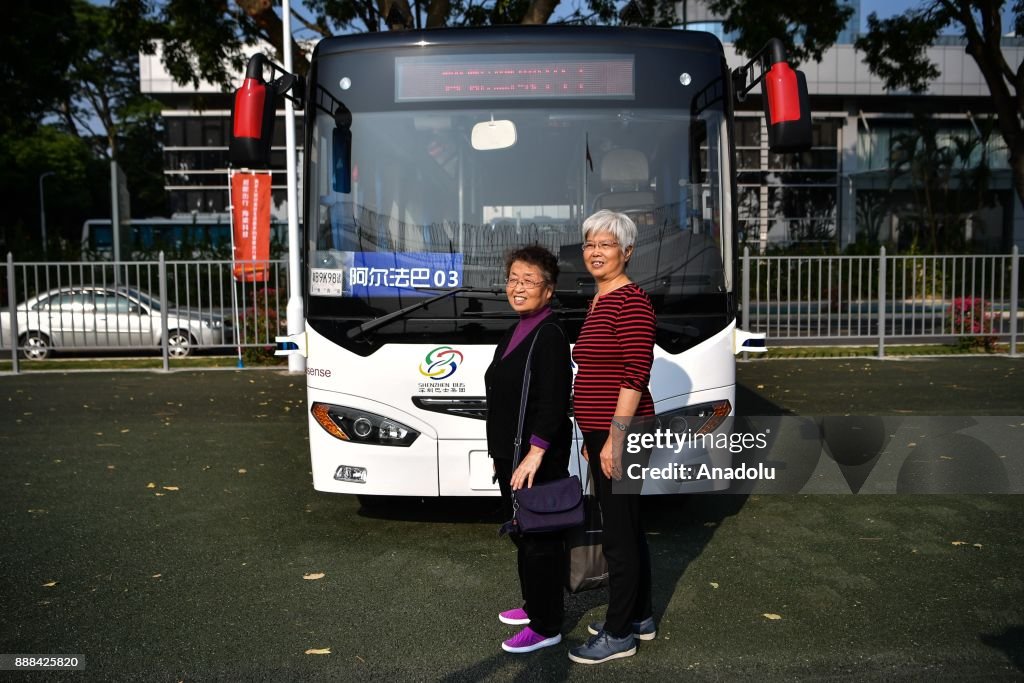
[610,419,628,432]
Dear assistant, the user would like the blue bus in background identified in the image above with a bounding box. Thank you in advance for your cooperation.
[81,215,287,261]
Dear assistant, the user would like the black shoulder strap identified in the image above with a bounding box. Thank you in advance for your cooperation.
[511,322,565,470]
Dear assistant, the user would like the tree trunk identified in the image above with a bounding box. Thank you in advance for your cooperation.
[426,0,450,28]
[520,0,559,24]
[959,11,1024,236]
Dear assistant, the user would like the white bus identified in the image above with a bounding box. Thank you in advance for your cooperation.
[235,27,810,497]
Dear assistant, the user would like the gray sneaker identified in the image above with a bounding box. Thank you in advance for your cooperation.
[568,630,637,664]
[587,616,657,641]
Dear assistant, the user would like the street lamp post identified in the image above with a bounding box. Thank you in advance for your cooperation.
[38,171,55,257]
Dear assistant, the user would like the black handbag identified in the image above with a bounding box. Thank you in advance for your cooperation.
[565,491,609,593]
[503,324,584,535]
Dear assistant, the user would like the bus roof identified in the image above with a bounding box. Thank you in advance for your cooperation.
[313,25,725,60]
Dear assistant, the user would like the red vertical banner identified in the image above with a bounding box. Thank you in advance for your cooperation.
[231,172,272,281]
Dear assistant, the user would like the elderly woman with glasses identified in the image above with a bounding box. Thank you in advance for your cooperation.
[485,244,573,655]
[568,209,657,665]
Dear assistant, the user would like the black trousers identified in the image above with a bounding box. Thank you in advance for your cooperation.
[583,430,653,639]
[494,457,566,638]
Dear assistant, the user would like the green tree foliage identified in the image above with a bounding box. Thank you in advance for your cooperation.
[706,0,855,65]
[112,0,857,91]
[0,1,77,134]
[1,1,168,257]
[854,2,1024,220]
[0,126,108,257]
[113,0,658,89]
[63,2,164,162]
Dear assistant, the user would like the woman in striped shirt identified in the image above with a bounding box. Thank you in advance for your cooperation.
[568,210,658,665]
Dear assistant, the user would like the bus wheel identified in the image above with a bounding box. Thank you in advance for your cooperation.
[166,330,197,358]
[20,332,51,360]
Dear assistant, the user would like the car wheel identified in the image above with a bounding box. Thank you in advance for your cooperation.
[166,329,197,358]
[20,332,52,360]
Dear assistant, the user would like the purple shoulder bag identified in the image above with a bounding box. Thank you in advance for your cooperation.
[503,324,584,535]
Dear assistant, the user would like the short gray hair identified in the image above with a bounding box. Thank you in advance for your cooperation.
[581,210,637,252]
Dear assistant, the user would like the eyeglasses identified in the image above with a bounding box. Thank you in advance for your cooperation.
[582,241,620,252]
[505,277,547,290]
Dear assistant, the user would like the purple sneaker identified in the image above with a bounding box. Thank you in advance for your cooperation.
[498,608,530,625]
[502,626,562,653]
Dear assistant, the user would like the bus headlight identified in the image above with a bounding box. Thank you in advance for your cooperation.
[311,402,419,447]
[659,400,732,436]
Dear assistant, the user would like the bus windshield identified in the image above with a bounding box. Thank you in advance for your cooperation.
[307,96,732,353]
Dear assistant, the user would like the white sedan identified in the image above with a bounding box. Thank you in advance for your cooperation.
[4,286,225,360]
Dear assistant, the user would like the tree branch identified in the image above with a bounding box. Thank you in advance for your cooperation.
[291,6,330,37]
[234,0,309,73]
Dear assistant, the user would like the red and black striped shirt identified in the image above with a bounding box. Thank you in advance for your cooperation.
[572,283,656,432]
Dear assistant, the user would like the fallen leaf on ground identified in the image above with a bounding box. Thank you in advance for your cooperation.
[305,648,331,655]
[762,613,782,620]
[154,493,165,497]
[152,574,162,579]
[951,541,967,546]
[304,572,326,580]
[120,429,130,433]
[162,486,179,491]
[710,582,719,589]
[973,543,983,549]
[238,469,247,475]
[146,483,156,489]
[42,581,58,587]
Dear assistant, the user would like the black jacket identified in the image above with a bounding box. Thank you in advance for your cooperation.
[484,317,572,475]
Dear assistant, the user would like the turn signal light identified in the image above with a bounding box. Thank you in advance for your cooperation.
[661,400,732,436]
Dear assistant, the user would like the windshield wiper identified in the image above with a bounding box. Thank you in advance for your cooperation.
[346,287,500,339]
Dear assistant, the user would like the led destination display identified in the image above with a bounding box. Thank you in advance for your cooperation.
[395,54,634,102]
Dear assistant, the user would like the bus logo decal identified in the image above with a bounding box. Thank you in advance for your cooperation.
[419,346,464,380]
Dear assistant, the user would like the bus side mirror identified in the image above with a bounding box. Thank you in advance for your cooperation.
[763,62,811,153]
[229,54,302,168]
[229,55,278,169]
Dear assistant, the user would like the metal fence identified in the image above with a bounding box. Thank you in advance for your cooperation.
[2,254,289,372]
[2,249,1020,372]
[741,247,1021,357]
